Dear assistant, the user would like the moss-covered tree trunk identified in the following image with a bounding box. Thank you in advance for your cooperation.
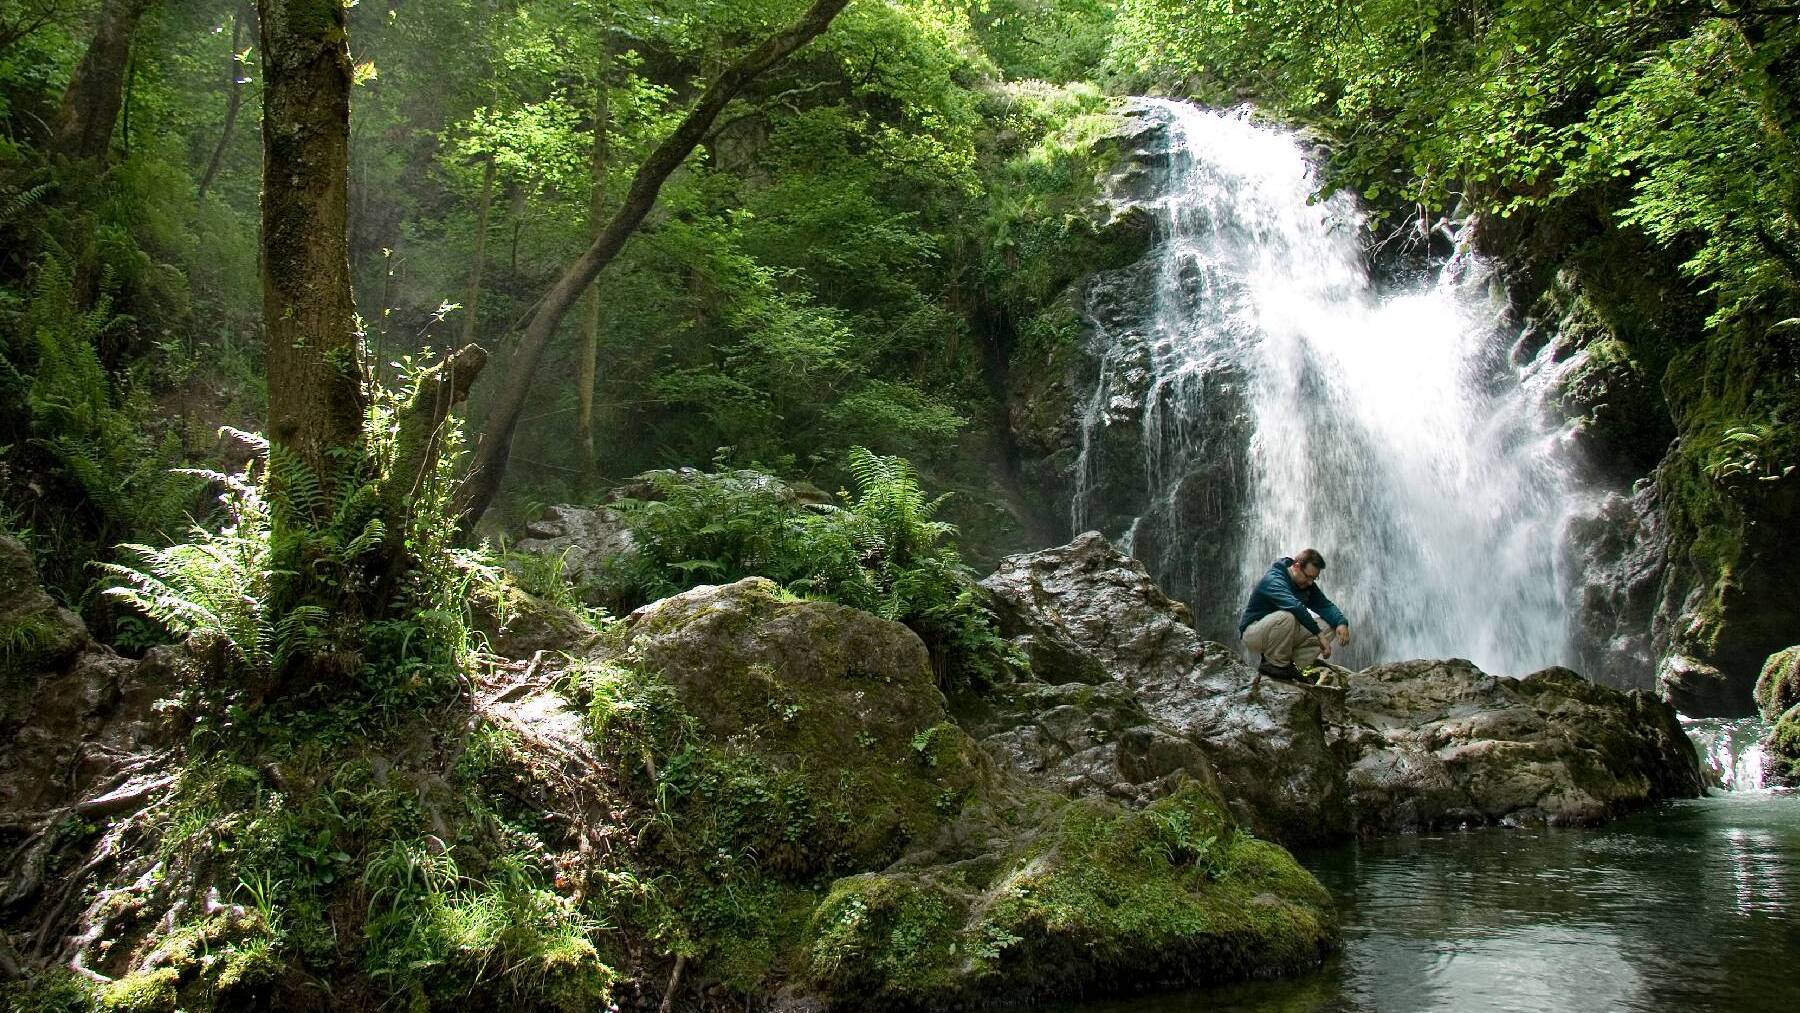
[50,0,155,162]
[256,0,365,490]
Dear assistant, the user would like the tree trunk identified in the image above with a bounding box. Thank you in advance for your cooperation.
[462,153,496,347]
[576,47,610,481]
[455,0,850,530]
[257,0,365,492]
[197,1,252,201]
[52,0,155,163]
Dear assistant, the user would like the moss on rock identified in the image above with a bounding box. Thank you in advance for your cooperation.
[1754,646,1800,722]
[1766,703,1800,787]
[93,968,179,1013]
[801,782,1335,1009]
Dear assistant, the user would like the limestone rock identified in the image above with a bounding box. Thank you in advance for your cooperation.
[510,503,636,590]
[1656,653,1742,718]
[978,535,1704,843]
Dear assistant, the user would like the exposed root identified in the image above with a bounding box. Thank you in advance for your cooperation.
[658,953,687,1013]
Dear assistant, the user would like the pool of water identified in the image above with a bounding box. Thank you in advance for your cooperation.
[1036,793,1800,1013]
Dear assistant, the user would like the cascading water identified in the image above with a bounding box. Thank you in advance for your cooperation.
[1072,100,1594,675]
[1684,716,1775,792]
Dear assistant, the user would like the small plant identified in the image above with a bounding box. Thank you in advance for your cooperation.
[101,349,500,707]
[1703,424,1795,487]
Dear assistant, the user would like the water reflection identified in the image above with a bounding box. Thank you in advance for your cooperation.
[1029,795,1800,1013]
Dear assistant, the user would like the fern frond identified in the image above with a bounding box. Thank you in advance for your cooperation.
[0,182,50,227]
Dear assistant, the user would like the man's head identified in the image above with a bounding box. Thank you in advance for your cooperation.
[1289,548,1326,588]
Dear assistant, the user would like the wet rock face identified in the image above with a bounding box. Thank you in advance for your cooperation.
[1657,652,1744,718]
[1564,482,1666,692]
[977,535,1705,843]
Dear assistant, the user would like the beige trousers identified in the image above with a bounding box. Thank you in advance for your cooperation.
[1242,610,1324,668]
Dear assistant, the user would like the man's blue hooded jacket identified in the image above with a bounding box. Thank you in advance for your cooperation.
[1237,557,1348,636]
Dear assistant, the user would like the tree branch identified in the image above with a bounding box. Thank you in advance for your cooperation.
[453,0,852,534]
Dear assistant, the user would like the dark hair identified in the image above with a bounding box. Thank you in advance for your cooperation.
[1294,548,1326,571]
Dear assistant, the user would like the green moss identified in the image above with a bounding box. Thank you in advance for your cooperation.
[1767,703,1800,783]
[94,968,180,1013]
[1755,646,1800,721]
[213,937,282,996]
[1,970,96,1013]
[799,783,1337,1008]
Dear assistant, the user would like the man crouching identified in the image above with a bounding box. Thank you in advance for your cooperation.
[1239,548,1351,683]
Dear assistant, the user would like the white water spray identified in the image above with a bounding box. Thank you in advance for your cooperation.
[1073,101,1593,674]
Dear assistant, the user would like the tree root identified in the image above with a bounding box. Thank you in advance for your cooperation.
[658,953,687,1013]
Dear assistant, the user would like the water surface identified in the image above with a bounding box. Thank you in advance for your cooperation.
[1038,794,1800,1012]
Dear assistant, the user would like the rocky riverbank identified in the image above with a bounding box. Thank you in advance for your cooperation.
[969,534,1705,845]
[0,528,1710,1010]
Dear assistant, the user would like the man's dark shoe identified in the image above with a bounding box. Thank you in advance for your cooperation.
[1258,658,1301,681]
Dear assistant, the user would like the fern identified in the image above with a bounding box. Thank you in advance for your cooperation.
[606,449,1013,690]
[16,256,194,551]
[0,182,50,228]
[100,450,278,671]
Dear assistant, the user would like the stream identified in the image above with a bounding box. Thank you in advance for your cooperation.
[1037,792,1800,1013]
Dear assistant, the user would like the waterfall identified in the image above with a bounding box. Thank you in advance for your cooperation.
[1683,716,1773,792]
[1072,101,1594,675]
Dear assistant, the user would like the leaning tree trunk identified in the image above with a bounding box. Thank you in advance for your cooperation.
[462,153,496,347]
[196,1,252,201]
[454,0,851,531]
[51,0,155,162]
[257,0,366,493]
[577,48,610,480]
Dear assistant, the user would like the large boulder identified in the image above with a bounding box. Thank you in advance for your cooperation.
[978,535,1705,843]
[1339,662,1703,832]
[1656,652,1741,718]
[586,577,1338,1008]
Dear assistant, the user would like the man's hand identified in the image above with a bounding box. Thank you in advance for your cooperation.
[1317,631,1332,660]
[1335,625,1352,647]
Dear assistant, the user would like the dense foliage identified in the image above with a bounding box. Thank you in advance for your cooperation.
[601,448,1015,686]
[3,0,1797,1006]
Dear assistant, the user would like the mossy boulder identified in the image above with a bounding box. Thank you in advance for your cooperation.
[617,576,987,871]
[800,783,1335,1009]
[1765,704,1800,788]
[1756,646,1800,787]
[1753,645,1800,721]
[587,576,1337,1007]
